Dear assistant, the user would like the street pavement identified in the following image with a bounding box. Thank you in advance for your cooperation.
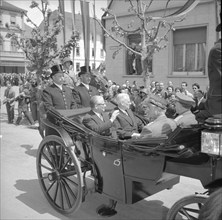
[0,86,205,220]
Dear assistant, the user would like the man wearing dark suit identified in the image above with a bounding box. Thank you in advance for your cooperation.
[82,95,119,137]
[73,66,99,108]
[42,64,77,110]
[196,16,221,123]
[114,93,143,139]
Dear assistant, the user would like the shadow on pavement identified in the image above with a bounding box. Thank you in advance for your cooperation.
[14,179,68,219]
[20,144,37,158]
[14,178,170,220]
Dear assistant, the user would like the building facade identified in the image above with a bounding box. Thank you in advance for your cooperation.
[46,10,106,74]
[103,0,221,91]
[0,0,27,74]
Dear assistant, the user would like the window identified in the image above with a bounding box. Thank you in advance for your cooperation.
[173,27,206,75]
[10,15,16,26]
[11,39,17,51]
[100,49,104,58]
[92,48,94,57]
[76,47,80,56]
[76,62,80,72]
[0,35,3,51]
[126,33,152,75]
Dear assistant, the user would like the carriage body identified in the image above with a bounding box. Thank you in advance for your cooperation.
[36,108,222,217]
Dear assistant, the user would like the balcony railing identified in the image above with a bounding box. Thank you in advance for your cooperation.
[0,51,25,58]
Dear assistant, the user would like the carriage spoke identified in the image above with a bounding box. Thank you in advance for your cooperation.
[46,144,57,170]
[59,181,64,210]
[53,181,59,203]
[62,178,77,200]
[63,176,78,187]
[52,142,59,169]
[60,156,72,172]
[46,180,56,193]
[61,179,72,208]
[40,163,54,172]
[58,146,64,169]
[180,207,198,220]
[42,151,55,169]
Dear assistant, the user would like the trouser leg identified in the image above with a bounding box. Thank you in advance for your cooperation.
[24,110,35,125]
[16,107,23,125]
[9,105,14,123]
[6,104,10,123]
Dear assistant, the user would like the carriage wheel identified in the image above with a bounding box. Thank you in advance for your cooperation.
[166,194,207,220]
[36,135,84,214]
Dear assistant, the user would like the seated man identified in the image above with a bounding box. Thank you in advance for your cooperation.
[140,94,177,138]
[113,93,143,139]
[82,95,119,138]
[174,92,197,127]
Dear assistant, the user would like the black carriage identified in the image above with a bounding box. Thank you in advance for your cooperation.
[36,107,222,219]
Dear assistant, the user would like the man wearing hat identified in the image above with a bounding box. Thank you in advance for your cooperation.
[140,94,177,138]
[73,66,99,108]
[61,57,77,90]
[42,64,77,110]
[174,92,197,127]
[196,13,221,123]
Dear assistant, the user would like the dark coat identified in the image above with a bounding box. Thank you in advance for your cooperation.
[205,39,222,115]
[73,83,99,107]
[82,110,116,138]
[114,108,143,139]
[42,83,77,110]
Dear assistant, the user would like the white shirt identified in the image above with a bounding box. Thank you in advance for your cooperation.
[54,82,63,90]
[93,110,103,121]
[81,82,89,90]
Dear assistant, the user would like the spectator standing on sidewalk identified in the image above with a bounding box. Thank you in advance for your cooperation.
[3,81,15,124]
[15,82,35,126]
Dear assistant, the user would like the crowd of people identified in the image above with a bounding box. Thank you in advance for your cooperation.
[1,60,213,140]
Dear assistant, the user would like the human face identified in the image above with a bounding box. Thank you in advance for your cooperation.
[181,83,187,90]
[63,61,72,70]
[95,97,106,113]
[52,72,64,85]
[80,73,91,85]
[192,86,198,93]
[174,100,184,114]
[167,87,173,93]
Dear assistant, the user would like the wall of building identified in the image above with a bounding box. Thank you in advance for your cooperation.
[104,0,217,92]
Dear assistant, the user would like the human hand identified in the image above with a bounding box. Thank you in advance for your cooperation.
[110,110,120,123]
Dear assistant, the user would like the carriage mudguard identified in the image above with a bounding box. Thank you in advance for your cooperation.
[41,117,74,148]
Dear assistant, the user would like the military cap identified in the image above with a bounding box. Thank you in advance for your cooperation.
[50,64,63,77]
[62,57,73,65]
[175,92,195,106]
[78,65,91,77]
[140,88,148,95]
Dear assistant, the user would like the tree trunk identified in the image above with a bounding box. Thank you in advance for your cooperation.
[141,57,150,92]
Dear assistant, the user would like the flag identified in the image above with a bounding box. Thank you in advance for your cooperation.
[93,0,97,69]
[70,0,76,31]
[80,0,90,70]
[58,0,66,45]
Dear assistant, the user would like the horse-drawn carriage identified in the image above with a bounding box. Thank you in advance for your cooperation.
[36,107,222,219]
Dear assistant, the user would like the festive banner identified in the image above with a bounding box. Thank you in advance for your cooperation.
[93,0,97,69]
[80,0,90,70]
[58,0,66,45]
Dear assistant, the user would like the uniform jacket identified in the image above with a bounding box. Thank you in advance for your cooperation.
[114,108,143,139]
[205,39,222,115]
[140,114,177,138]
[42,83,77,110]
[174,110,197,127]
[82,110,117,138]
[73,83,99,108]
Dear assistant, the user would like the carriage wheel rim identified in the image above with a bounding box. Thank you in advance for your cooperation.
[36,136,84,214]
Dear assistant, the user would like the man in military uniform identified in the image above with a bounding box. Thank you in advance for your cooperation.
[174,92,197,127]
[73,66,99,108]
